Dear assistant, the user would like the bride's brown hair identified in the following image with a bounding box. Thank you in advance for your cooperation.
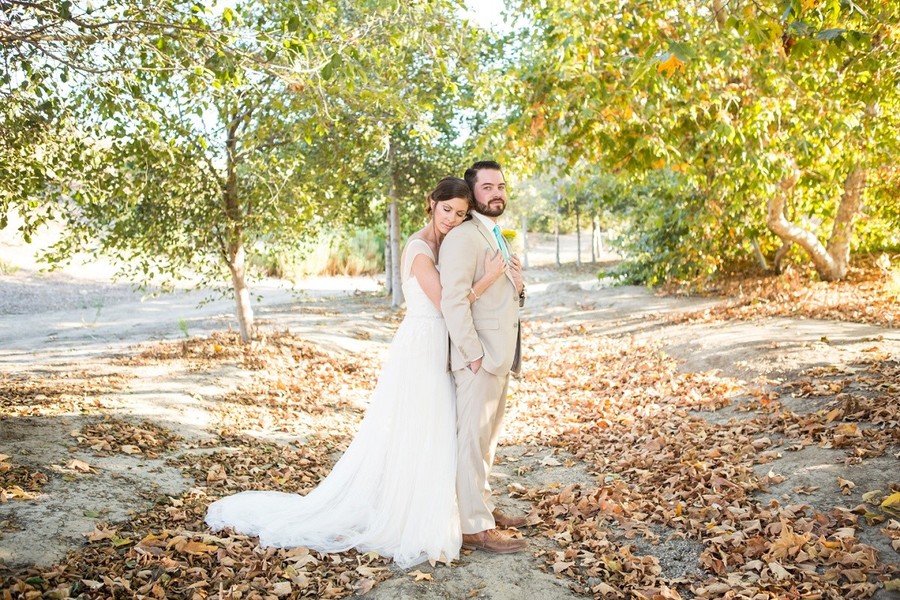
[426,177,474,217]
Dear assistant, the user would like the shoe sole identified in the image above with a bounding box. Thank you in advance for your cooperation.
[494,521,527,528]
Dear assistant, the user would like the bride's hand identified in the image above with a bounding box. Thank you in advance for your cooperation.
[484,249,507,284]
[509,255,524,293]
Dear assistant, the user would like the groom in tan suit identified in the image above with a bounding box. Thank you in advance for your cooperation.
[440,160,527,554]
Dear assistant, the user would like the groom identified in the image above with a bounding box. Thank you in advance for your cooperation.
[440,160,527,554]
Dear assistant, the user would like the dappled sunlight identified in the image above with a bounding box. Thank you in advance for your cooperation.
[0,369,130,418]
[502,313,898,597]
[668,263,900,330]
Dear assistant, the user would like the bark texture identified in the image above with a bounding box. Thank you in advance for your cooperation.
[387,138,403,308]
[224,107,254,343]
[713,0,727,30]
[825,165,866,280]
[228,243,254,343]
[384,210,393,298]
[766,163,866,281]
[388,198,402,307]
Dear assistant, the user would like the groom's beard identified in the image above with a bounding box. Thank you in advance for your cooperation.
[475,198,505,217]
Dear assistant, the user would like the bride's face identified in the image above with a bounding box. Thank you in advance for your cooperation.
[432,197,470,235]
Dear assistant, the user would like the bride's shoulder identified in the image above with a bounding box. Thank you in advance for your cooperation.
[404,236,436,258]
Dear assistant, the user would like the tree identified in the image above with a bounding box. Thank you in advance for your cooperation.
[0,0,224,238]
[497,0,900,283]
[16,0,480,342]
[380,124,472,308]
[365,21,483,308]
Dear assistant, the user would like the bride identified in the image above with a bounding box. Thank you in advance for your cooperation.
[205,177,507,568]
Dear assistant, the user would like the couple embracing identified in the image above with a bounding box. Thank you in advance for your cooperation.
[206,160,528,567]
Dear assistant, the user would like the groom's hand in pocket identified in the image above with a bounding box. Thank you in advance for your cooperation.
[469,357,482,374]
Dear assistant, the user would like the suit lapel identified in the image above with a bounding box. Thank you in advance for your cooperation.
[472,219,516,288]
[472,219,495,251]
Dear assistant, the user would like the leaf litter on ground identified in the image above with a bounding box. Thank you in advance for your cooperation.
[1,269,898,598]
[503,316,898,599]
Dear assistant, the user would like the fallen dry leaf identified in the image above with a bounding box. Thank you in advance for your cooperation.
[838,477,857,495]
[65,459,93,473]
[1,288,895,600]
[882,492,900,518]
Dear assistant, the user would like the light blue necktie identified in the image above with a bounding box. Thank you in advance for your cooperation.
[492,224,510,261]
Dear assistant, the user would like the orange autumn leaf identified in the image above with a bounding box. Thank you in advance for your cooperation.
[657,53,684,76]
[834,423,861,437]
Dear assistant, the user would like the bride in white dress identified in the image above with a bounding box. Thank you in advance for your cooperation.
[205,177,507,568]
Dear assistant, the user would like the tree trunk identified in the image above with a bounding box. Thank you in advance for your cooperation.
[388,197,402,307]
[387,137,402,308]
[766,162,865,281]
[224,109,254,343]
[575,199,582,267]
[227,242,254,343]
[773,240,793,274]
[591,210,598,264]
[384,209,392,297]
[712,0,727,30]
[825,164,866,280]
[750,238,769,271]
[555,190,561,268]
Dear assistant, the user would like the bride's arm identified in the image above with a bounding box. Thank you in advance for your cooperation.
[413,250,507,312]
[412,254,446,311]
[467,249,507,302]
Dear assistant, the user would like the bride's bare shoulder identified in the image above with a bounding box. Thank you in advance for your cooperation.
[404,235,437,258]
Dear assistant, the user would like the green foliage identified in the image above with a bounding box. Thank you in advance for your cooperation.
[3,0,483,296]
[496,0,900,281]
[320,229,385,277]
[857,168,900,251]
[609,172,726,286]
[250,228,385,279]
[0,258,19,275]
[0,0,224,238]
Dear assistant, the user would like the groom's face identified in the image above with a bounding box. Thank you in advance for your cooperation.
[472,169,507,218]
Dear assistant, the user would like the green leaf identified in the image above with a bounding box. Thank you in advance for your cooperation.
[329,52,343,71]
[817,28,848,42]
[668,41,696,62]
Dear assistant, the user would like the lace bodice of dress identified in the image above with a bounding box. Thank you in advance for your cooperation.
[401,239,441,319]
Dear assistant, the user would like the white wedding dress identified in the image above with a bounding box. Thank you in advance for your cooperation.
[205,239,461,568]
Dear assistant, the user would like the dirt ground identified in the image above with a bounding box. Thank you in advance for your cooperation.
[0,234,898,599]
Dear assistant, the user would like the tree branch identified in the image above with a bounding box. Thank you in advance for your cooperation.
[766,161,839,279]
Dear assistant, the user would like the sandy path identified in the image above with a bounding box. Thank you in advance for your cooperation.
[1,234,898,598]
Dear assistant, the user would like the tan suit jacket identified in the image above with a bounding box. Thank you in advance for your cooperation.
[440,219,521,376]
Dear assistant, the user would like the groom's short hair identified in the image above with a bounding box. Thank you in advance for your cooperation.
[464,160,503,191]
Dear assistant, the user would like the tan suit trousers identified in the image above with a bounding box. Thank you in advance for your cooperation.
[453,365,510,534]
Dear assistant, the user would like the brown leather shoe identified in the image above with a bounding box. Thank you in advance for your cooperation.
[492,509,527,529]
[462,529,527,554]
